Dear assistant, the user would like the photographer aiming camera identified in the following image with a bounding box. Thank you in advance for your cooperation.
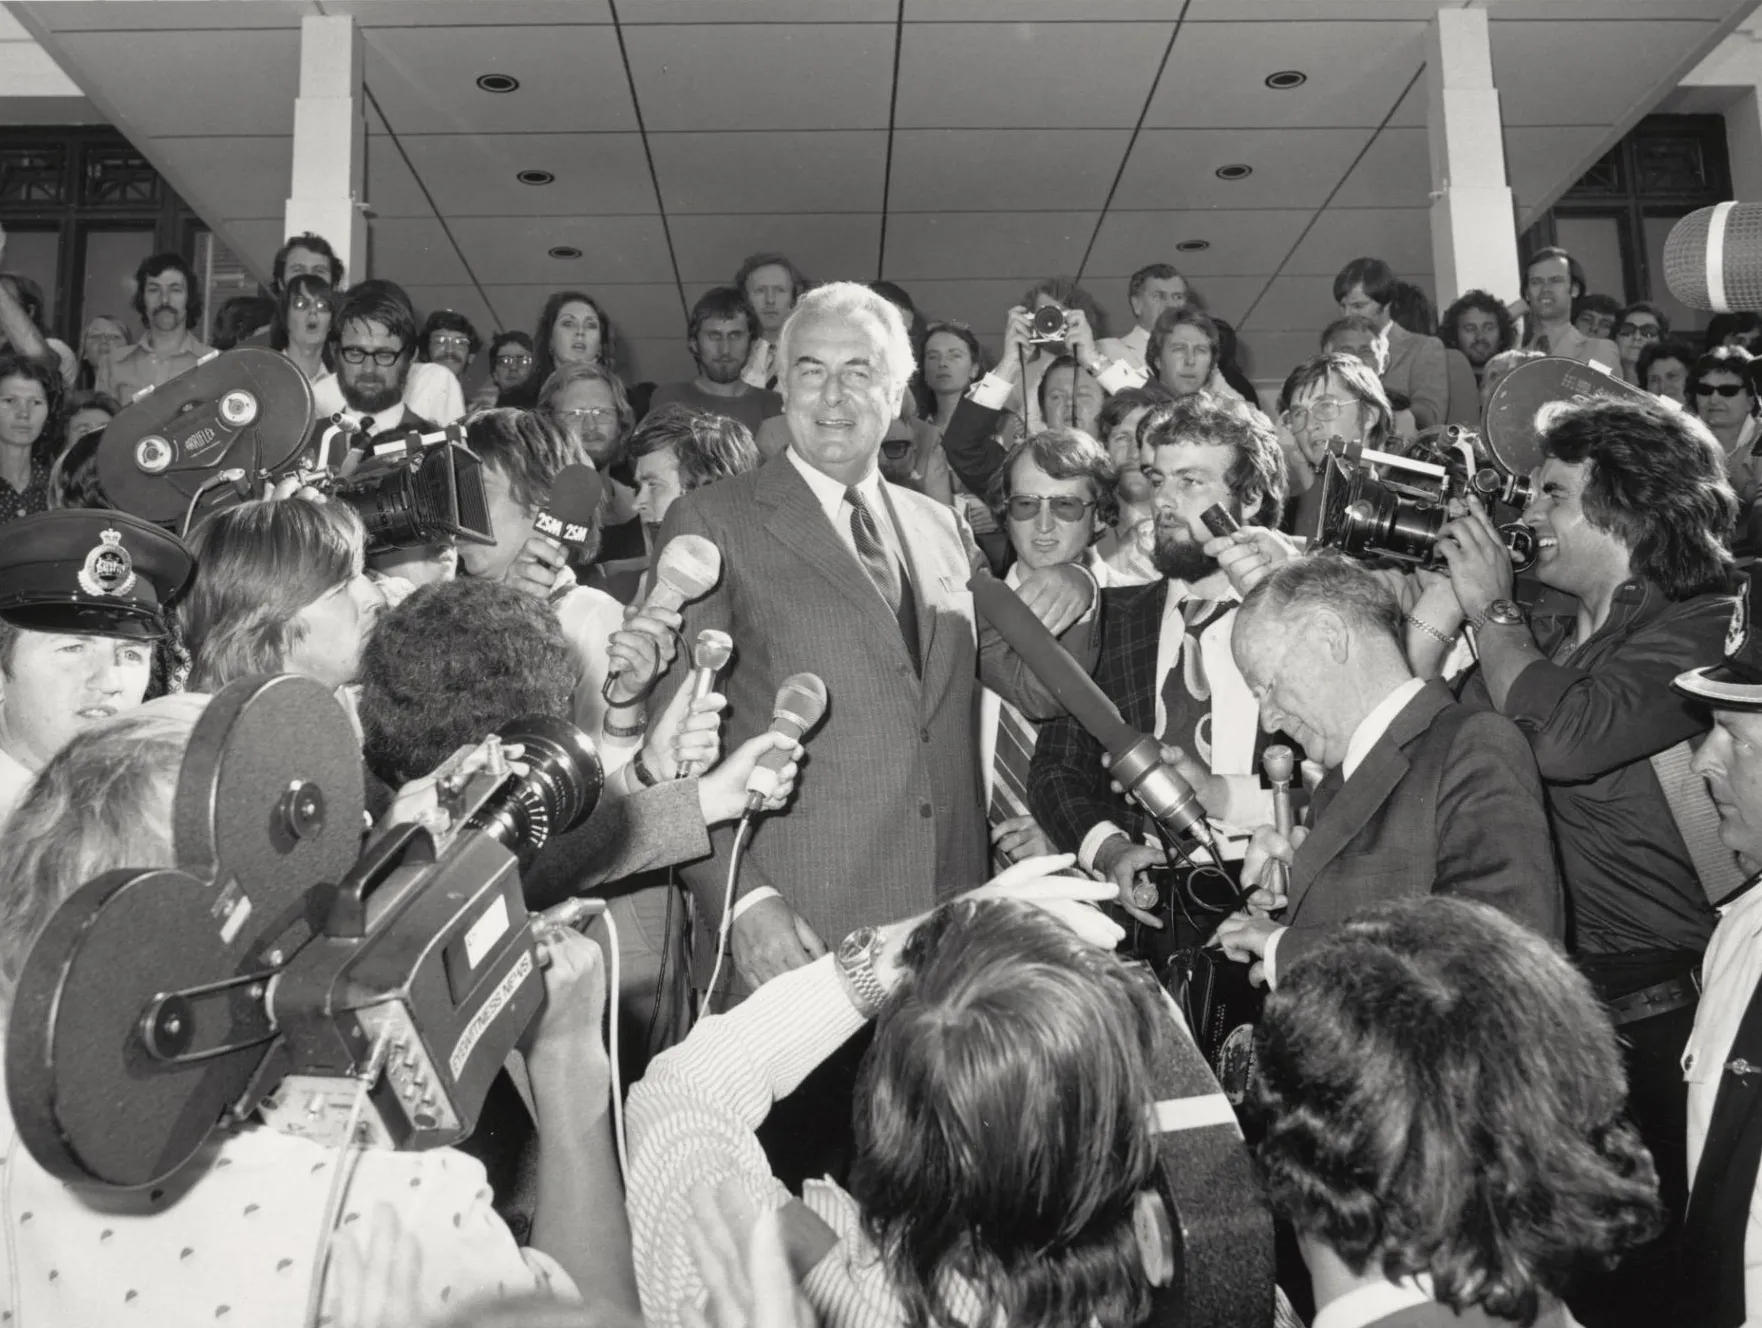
[0,698,640,1326]
[1408,398,1740,1312]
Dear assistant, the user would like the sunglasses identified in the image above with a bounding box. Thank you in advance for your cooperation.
[1005,495,1097,524]
[1616,323,1661,341]
[1695,381,1749,398]
[879,437,914,460]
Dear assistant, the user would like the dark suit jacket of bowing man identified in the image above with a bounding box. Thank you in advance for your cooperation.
[654,451,1083,965]
[1276,679,1564,973]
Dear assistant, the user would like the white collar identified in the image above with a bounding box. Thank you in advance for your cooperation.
[785,444,884,524]
[1312,1277,1433,1328]
[1342,677,1426,781]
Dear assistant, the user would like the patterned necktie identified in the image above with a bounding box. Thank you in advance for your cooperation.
[1159,597,1229,751]
[847,486,919,668]
[988,700,1037,871]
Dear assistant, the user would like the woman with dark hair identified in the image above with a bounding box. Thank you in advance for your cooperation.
[269,272,333,382]
[1691,345,1759,484]
[923,321,985,434]
[0,350,59,524]
[1613,301,1669,385]
[1255,896,1661,1327]
[502,291,619,410]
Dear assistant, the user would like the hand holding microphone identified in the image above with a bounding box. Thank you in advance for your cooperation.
[601,533,722,700]
[1255,745,1296,910]
[676,630,734,778]
[509,463,603,601]
[694,674,825,826]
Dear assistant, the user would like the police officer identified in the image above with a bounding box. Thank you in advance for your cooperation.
[0,508,195,823]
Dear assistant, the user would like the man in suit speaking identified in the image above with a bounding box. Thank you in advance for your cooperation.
[1213,553,1563,984]
[655,282,1094,996]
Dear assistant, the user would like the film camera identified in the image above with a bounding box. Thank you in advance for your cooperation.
[5,673,602,1188]
[97,346,495,551]
[1028,303,1075,346]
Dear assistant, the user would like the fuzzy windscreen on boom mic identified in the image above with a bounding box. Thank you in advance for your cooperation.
[1664,202,1762,313]
[533,464,604,554]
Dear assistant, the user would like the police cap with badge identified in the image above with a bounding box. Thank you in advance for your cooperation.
[0,509,195,640]
[1675,571,1762,711]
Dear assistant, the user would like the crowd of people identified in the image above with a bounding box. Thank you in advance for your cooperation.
[4,206,1762,1328]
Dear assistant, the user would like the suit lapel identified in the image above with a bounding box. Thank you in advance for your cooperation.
[756,456,915,666]
[1285,683,1451,919]
[1112,582,1168,736]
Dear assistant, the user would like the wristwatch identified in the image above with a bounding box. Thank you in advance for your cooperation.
[835,925,888,1018]
[1472,597,1526,630]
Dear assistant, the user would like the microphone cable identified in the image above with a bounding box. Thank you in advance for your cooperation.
[301,1031,392,1328]
[698,812,756,1023]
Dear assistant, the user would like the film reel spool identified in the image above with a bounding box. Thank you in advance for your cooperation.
[6,676,364,1188]
[1482,355,1655,481]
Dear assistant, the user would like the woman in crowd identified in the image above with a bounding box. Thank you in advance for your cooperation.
[1637,336,1697,408]
[503,290,620,411]
[269,272,332,383]
[0,350,59,524]
[537,362,647,598]
[0,697,638,1327]
[1692,345,1759,482]
[923,320,985,436]
[178,496,387,697]
[1277,350,1398,539]
[76,314,130,391]
[1254,897,1660,1327]
[1613,301,1669,385]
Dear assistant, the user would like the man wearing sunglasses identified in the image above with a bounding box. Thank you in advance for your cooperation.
[1029,392,1287,931]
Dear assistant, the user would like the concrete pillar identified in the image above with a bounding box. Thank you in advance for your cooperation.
[1426,9,1522,308]
[285,15,367,287]
[1677,15,1762,202]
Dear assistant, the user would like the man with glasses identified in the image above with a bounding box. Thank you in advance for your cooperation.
[318,280,440,451]
[1029,392,1286,922]
[980,428,1121,871]
[419,309,481,384]
[474,331,535,410]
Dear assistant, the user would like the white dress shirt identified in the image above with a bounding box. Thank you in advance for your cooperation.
[1311,1278,1433,1328]
[311,361,466,429]
[1684,873,1762,1321]
[1262,677,1426,987]
[784,446,906,572]
[1096,323,1151,371]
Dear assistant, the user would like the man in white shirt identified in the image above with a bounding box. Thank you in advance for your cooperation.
[1214,554,1561,986]
[310,280,460,451]
[0,508,194,827]
[1672,577,1762,1327]
[1096,263,1190,371]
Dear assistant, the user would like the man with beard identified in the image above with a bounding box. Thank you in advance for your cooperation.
[1028,392,1285,908]
[419,308,481,384]
[650,286,782,437]
[105,253,213,405]
[1439,289,1517,386]
[322,280,438,456]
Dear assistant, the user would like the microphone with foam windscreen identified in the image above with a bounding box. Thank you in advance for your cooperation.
[677,629,734,779]
[744,673,828,813]
[601,534,723,693]
[970,573,1217,854]
[534,463,605,561]
[1664,202,1762,313]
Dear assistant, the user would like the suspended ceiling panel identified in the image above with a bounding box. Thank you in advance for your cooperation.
[8,0,1755,388]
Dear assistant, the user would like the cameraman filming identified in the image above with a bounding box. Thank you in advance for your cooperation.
[1409,397,1741,1320]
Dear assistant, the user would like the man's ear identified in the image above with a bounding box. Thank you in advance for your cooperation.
[1312,607,1352,663]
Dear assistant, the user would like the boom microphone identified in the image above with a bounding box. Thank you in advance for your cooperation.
[1664,202,1762,313]
[970,573,1217,852]
[534,464,604,557]
[744,672,827,811]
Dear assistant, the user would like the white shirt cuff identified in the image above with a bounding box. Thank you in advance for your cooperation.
[1262,925,1289,989]
[1096,358,1149,395]
[1079,823,1127,873]
[971,372,1015,411]
[730,885,781,921]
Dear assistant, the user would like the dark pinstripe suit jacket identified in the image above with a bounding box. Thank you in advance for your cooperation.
[654,453,1068,960]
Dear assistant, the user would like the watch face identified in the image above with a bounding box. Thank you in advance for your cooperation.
[840,926,877,962]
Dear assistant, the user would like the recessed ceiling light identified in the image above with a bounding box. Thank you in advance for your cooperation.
[1215,163,1253,181]
[477,73,520,93]
[517,169,554,186]
[1176,239,1210,252]
[1265,70,1307,90]
[549,245,582,259]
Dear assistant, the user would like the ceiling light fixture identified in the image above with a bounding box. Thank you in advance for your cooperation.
[517,169,555,186]
[1176,239,1210,252]
[1215,163,1253,180]
[549,245,582,259]
[1265,70,1307,89]
[476,73,520,93]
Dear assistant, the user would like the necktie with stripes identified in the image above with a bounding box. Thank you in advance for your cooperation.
[988,699,1038,872]
[847,486,920,670]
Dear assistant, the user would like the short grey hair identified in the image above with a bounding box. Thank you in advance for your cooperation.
[0,695,207,1006]
[1239,551,1403,645]
[777,281,917,401]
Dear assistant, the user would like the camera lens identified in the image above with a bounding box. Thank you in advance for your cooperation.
[1031,306,1067,338]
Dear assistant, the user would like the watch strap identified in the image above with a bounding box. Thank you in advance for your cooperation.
[836,928,888,1018]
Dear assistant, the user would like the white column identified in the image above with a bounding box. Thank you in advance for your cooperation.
[285,15,367,287]
[1426,9,1522,308]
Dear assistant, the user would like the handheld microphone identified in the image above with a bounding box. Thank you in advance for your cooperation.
[677,629,734,779]
[744,673,828,813]
[534,464,604,561]
[1664,202,1762,313]
[603,535,723,694]
[1260,745,1295,902]
[970,573,1217,853]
